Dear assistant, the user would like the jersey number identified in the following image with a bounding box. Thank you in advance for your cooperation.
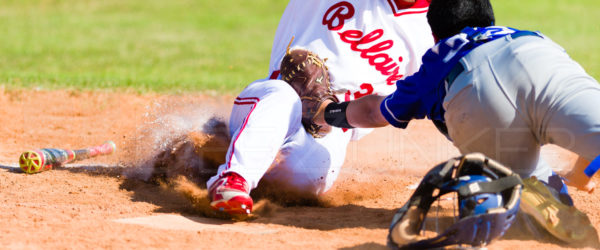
[345,83,374,101]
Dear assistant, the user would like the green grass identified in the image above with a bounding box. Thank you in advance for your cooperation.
[0,0,286,93]
[0,0,598,93]
[493,0,600,79]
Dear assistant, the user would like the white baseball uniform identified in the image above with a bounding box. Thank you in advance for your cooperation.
[207,0,434,195]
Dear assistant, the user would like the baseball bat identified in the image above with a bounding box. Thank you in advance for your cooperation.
[19,141,117,174]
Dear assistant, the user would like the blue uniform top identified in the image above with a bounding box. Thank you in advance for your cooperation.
[380,26,527,128]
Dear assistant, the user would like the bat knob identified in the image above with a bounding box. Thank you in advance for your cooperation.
[105,141,117,153]
[19,150,47,174]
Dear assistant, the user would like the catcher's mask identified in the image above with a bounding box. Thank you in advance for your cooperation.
[388,153,522,249]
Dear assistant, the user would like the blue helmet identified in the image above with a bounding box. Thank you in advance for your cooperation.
[388,153,522,249]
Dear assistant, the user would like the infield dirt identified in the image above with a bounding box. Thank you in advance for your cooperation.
[0,89,598,249]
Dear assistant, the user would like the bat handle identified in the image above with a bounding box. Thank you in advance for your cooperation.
[74,141,117,160]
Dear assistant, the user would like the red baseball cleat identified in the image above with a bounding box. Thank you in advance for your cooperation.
[208,172,253,215]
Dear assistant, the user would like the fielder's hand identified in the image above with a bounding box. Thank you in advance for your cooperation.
[563,156,596,193]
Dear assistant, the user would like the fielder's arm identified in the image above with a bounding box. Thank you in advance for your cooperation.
[313,95,389,129]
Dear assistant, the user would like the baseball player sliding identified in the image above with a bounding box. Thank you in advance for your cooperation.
[206,0,434,215]
[310,0,600,244]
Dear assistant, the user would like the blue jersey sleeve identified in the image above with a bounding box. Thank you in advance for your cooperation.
[379,44,456,128]
[378,26,523,129]
[379,66,434,128]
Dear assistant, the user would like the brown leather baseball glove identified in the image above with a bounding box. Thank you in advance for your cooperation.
[280,48,339,138]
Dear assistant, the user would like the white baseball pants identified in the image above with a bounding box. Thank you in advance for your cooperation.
[206,79,352,195]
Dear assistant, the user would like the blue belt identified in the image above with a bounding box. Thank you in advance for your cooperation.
[445,31,543,90]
